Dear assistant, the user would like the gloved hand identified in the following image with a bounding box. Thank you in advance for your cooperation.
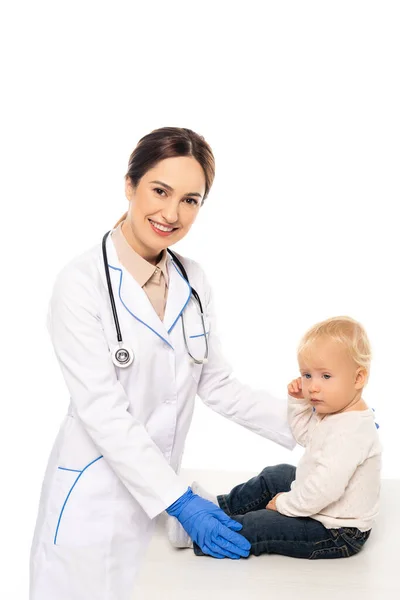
[166,487,251,559]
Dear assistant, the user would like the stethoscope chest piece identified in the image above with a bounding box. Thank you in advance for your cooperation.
[111,345,134,368]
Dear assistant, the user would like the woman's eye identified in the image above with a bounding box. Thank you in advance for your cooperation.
[184,197,199,206]
[154,188,166,196]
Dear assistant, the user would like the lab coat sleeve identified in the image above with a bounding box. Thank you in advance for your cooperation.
[195,273,296,450]
[287,395,315,447]
[275,430,363,517]
[47,265,188,520]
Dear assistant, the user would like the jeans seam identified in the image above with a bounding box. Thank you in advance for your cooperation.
[313,536,338,546]
[217,495,230,514]
[310,545,350,559]
[218,465,297,516]
[338,533,366,554]
[228,492,271,516]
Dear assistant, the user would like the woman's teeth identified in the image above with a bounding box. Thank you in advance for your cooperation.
[149,220,174,232]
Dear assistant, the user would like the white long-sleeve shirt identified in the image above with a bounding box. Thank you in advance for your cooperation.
[275,397,382,531]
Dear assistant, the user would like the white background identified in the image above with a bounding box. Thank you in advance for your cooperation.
[1,1,399,598]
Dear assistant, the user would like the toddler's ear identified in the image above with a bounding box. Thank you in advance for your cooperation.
[354,367,367,389]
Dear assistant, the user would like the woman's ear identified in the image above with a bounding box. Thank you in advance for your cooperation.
[355,367,367,390]
[125,177,135,201]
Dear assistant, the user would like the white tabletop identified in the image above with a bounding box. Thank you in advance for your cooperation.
[134,469,399,600]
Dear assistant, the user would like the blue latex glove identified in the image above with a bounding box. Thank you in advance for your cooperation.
[167,487,251,559]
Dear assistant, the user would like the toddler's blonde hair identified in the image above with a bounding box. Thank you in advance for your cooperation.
[297,316,372,381]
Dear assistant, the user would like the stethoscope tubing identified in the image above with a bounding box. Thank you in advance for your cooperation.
[102,230,208,366]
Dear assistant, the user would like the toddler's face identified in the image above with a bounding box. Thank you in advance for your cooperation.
[298,336,364,415]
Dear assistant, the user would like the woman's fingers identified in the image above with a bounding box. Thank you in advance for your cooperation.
[204,541,241,559]
[214,524,251,557]
[201,544,226,559]
[212,534,250,558]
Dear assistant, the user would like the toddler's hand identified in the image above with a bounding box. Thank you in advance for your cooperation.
[287,377,304,399]
[266,493,283,511]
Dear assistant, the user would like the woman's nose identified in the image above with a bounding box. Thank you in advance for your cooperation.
[161,201,180,224]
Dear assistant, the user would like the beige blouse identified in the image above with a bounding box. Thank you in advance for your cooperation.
[111,222,169,321]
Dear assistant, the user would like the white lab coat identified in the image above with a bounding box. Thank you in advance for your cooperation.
[29,233,295,600]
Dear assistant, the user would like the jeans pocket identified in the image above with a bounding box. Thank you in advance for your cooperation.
[340,527,360,536]
[338,529,368,555]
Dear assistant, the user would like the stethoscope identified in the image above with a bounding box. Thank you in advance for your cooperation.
[102,231,209,368]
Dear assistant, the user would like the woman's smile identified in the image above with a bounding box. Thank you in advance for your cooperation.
[148,218,179,237]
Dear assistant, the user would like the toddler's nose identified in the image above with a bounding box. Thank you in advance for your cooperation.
[308,381,320,393]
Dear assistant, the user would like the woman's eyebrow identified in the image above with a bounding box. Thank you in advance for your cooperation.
[150,180,203,198]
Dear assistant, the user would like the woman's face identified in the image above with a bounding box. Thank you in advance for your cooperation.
[122,156,206,263]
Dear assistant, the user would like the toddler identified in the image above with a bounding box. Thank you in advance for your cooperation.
[168,316,382,559]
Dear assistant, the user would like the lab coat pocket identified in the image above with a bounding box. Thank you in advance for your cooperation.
[47,457,133,547]
[187,322,210,383]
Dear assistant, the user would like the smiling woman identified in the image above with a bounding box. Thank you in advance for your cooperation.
[120,155,205,263]
[29,126,296,600]
[113,128,214,264]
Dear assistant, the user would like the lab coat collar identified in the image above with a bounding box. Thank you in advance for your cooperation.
[163,253,192,335]
[99,232,191,347]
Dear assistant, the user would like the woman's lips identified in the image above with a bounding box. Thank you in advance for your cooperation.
[148,219,177,237]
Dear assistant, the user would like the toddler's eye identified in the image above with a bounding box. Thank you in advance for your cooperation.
[323,374,331,380]
[303,373,311,379]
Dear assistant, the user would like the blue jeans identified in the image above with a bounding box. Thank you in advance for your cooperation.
[194,464,371,559]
